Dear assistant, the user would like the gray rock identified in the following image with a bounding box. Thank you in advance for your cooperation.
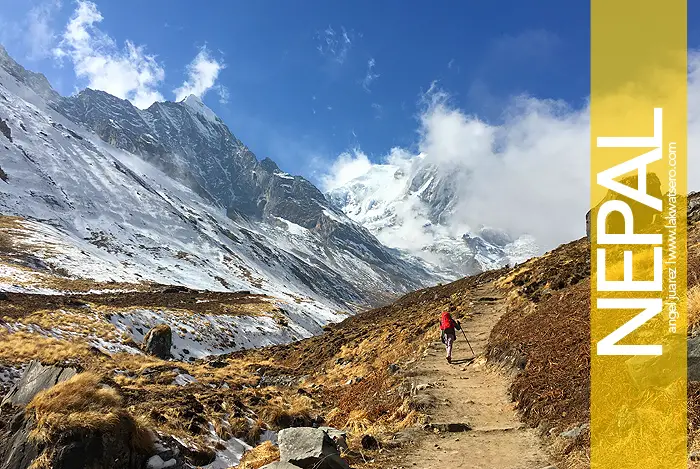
[278,427,349,469]
[0,411,152,469]
[143,324,173,359]
[689,335,700,381]
[690,450,700,461]
[1,360,77,408]
[560,423,589,439]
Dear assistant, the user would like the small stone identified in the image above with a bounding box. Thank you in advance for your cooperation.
[559,423,589,439]
[147,455,165,469]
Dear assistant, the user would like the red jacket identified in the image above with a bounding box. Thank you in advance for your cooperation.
[440,311,457,331]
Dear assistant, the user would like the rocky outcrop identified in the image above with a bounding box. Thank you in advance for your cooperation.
[143,324,173,359]
[1,360,76,408]
[0,118,10,142]
[1,411,151,469]
[277,427,350,469]
[0,369,158,469]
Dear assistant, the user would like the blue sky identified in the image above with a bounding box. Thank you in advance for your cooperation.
[0,1,698,184]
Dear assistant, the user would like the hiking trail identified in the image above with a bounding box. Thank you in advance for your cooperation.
[382,284,552,469]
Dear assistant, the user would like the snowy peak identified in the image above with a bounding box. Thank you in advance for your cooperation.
[180,93,219,123]
[327,159,539,277]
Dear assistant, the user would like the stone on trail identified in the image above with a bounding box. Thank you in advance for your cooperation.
[422,423,471,433]
[278,427,350,469]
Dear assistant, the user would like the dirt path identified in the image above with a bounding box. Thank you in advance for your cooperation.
[384,286,552,469]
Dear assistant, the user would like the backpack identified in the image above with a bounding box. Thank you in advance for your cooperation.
[440,311,456,331]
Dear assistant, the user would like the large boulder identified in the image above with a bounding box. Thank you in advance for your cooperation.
[1,360,77,408]
[143,324,173,359]
[278,427,350,469]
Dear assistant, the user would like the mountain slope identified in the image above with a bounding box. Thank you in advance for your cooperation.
[53,85,437,294]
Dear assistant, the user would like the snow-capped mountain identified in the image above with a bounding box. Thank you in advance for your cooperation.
[327,155,539,276]
[0,45,443,334]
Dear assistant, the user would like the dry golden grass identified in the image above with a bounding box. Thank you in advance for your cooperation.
[0,330,97,366]
[260,395,316,430]
[26,372,153,450]
[11,309,121,341]
[237,441,280,469]
[689,285,700,333]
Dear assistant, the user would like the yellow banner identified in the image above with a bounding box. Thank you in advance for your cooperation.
[591,1,687,468]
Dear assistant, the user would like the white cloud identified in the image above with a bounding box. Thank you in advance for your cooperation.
[362,57,379,92]
[323,57,700,254]
[174,46,226,102]
[321,149,374,191]
[217,84,230,104]
[53,0,165,108]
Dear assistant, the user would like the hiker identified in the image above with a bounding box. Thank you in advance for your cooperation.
[440,305,461,364]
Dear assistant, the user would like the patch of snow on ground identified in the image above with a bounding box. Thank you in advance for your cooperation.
[203,424,252,469]
[108,306,325,360]
[173,373,197,386]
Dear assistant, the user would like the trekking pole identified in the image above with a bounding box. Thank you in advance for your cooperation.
[460,327,476,357]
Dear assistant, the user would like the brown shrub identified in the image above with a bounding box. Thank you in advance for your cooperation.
[325,365,402,430]
[260,395,315,430]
